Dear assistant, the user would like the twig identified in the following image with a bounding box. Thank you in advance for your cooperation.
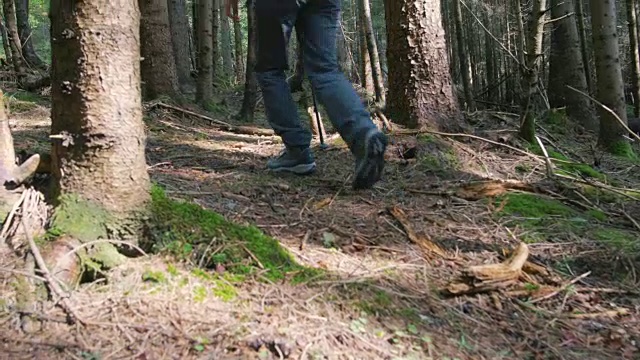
[566,85,640,142]
[620,210,640,232]
[0,189,27,242]
[240,244,264,269]
[535,135,555,178]
[153,102,232,127]
[58,239,148,264]
[0,266,46,282]
[21,219,85,326]
[392,128,545,164]
[529,271,590,304]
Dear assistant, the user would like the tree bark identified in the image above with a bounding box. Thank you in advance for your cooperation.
[626,0,640,117]
[574,0,593,95]
[237,0,257,122]
[518,0,547,143]
[139,0,180,100]
[49,0,151,229]
[590,0,631,154]
[212,0,220,80]
[356,0,374,95]
[14,0,44,69]
[168,0,195,93]
[0,16,12,66]
[453,0,474,110]
[357,0,385,105]
[548,0,596,130]
[196,0,214,105]
[3,0,25,75]
[233,13,244,83]
[219,0,233,80]
[384,0,461,130]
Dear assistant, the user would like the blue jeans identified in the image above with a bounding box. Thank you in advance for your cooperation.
[254,0,377,151]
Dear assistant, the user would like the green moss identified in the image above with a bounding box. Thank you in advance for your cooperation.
[142,269,167,283]
[586,209,608,221]
[193,284,207,302]
[606,141,637,160]
[495,193,576,220]
[50,194,112,242]
[591,228,639,253]
[147,184,323,282]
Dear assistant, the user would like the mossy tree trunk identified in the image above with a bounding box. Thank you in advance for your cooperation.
[453,0,474,111]
[590,0,632,155]
[168,0,195,93]
[384,0,461,130]
[548,0,596,131]
[233,14,244,84]
[357,0,385,106]
[139,0,181,100]
[574,0,593,95]
[49,0,151,244]
[0,16,12,66]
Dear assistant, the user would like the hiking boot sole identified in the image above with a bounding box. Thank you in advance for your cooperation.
[269,162,317,175]
[353,129,387,190]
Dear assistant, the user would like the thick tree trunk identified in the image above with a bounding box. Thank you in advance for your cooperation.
[357,0,385,105]
[196,0,213,105]
[3,0,25,75]
[384,0,461,130]
[548,0,596,130]
[14,0,44,69]
[168,0,195,93]
[518,0,547,143]
[139,0,180,100]
[237,0,257,122]
[219,0,233,80]
[626,0,640,117]
[49,0,151,233]
[233,14,244,83]
[590,0,631,154]
[453,0,474,110]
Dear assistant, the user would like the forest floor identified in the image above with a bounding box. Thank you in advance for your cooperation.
[2,87,640,360]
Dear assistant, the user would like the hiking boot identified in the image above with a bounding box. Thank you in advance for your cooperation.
[267,146,316,175]
[352,128,388,190]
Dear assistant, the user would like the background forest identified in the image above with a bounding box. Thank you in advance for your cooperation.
[0,0,639,359]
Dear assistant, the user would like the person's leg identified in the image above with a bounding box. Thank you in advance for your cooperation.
[297,0,387,189]
[253,0,315,175]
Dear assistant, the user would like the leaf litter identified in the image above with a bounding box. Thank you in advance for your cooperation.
[1,101,640,359]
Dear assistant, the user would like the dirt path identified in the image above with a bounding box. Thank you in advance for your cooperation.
[2,97,640,359]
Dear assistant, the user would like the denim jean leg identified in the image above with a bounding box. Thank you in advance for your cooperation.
[254,4,311,149]
[297,0,377,155]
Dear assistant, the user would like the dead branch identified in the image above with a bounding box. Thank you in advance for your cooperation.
[21,219,85,326]
[529,271,590,304]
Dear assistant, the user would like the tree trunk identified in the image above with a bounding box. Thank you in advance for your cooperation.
[453,0,474,110]
[139,0,180,100]
[356,1,374,95]
[14,0,44,69]
[590,0,632,155]
[626,0,640,117]
[518,0,547,143]
[3,0,25,75]
[233,14,244,83]
[212,0,220,80]
[575,0,593,95]
[219,0,233,80]
[49,0,151,237]
[547,0,596,130]
[384,0,461,130]
[196,0,213,105]
[357,0,385,106]
[237,0,257,122]
[0,16,12,66]
[168,0,195,93]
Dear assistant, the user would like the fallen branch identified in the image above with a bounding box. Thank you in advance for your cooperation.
[387,206,456,261]
[151,102,275,136]
[22,219,85,326]
[445,243,530,295]
[529,271,590,304]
